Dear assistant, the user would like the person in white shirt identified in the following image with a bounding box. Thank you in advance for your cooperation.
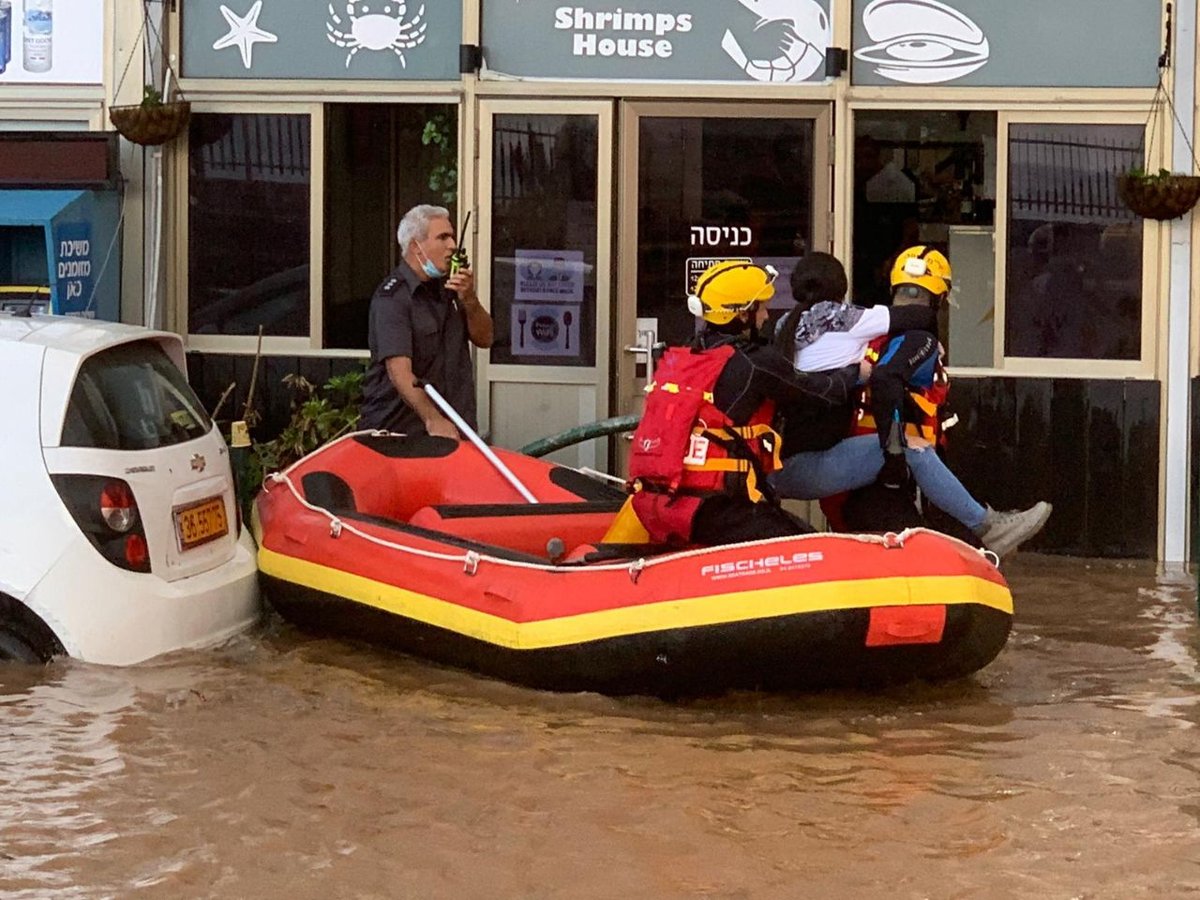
[771,251,1051,558]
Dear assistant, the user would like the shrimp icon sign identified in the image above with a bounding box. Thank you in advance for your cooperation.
[721,0,830,83]
[326,1,428,68]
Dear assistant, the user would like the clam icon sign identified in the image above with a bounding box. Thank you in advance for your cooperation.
[721,0,830,83]
[854,0,989,84]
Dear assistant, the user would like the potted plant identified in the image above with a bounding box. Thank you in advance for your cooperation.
[109,84,191,147]
[1117,167,1200,220]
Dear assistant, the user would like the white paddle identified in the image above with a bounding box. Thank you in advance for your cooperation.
[422,382,539,504]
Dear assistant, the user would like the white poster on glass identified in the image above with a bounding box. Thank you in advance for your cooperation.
[0,0,103,85]
[510,302,582,358]
[514,249,585,303]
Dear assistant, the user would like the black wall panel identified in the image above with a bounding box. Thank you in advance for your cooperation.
[186,353,366,440]
[944,376,1159,559]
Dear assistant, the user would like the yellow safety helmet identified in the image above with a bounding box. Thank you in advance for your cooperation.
[687,260,778,325]
[890,245,952,298]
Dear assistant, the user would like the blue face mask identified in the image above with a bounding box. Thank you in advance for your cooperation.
[416,245,443,279]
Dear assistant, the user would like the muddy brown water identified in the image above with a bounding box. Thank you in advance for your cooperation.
[2,554,1199,900]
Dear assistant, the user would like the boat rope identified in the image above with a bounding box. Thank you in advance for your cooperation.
[260,432,991,578]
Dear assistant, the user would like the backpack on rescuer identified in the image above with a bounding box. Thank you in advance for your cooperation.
[627,344,781,545]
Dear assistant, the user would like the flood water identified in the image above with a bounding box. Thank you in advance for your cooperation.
[3,554,1200,899]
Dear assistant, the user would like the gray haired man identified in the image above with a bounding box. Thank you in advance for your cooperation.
[360,204,493,438]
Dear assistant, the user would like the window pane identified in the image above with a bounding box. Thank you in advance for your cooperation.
[490,114,598,367]
[323,104,458,350]
[1005,124,1143,359]
[853,111,997,367]
[188,114,310,337]
[62,341,213,450]
[638,116,816,348]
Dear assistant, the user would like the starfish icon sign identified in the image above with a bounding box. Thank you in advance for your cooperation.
[212,1,278,69]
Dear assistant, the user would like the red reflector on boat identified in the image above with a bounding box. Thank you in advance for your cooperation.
[866,605,946,647]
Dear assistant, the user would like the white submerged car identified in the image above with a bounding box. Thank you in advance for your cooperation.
[0,313,260,664]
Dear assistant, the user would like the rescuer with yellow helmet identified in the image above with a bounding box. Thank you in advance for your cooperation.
[890,244,952,306]
[857,245,1051,555]
[858,245,954,490]
[686,259,779,326]
[624,259,857,547]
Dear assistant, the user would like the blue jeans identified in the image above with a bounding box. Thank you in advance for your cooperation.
[769,434,987,530]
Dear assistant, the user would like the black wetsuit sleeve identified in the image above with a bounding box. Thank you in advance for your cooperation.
[885,304,938,335]
[869,330,938,448]
[742,345,856,414]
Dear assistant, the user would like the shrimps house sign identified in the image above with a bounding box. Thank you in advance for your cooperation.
[481,0,834,83]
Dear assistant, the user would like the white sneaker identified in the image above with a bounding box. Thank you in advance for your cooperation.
[974,501,1053,558]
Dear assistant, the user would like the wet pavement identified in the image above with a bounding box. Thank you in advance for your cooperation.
[2,553,1199,899]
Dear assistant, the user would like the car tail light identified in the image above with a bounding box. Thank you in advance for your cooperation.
[51,474,152,573]
[100,481,138,532]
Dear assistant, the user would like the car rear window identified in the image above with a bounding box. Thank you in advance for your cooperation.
[61,341,214,450]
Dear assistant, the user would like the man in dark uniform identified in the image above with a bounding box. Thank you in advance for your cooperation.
[360,204,494,438]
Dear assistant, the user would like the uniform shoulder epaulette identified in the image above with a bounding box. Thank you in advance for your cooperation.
[377,275,403,297]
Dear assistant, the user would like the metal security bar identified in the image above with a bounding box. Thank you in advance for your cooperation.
[194,114,311,183]
[493,118,561,203]
[1010,132,1142,223]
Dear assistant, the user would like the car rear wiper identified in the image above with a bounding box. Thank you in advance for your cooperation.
[2,287,50,318]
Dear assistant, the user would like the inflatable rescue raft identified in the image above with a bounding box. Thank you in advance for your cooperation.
[252,433,1013,696]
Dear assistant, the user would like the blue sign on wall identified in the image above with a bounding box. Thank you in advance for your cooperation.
[53,221,94,316]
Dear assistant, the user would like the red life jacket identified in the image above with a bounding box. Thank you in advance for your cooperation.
[627,344,782,545]
[853,336,950,446]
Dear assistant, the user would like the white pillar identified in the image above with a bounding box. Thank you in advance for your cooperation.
[1163,0,1196,564]
[113,0,147,326]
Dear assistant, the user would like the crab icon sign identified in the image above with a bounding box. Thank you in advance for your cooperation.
[326,1,428,68]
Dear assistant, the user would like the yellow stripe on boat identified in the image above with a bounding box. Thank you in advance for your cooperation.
[259,546,1013,651]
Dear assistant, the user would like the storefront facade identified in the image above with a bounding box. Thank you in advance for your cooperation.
[163,0,1193,560]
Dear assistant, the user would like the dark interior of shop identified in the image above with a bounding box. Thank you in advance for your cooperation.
[323,103,459,349]
[0,226,48,287]
[852,110,996,311]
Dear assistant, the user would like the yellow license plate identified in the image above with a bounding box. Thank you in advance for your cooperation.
[174,496,229,550]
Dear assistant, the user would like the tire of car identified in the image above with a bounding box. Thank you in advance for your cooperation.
[0,628,44,663]
[0,595,66,664]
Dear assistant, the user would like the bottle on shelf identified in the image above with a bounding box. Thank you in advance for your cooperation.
[959,177,976,224]
[0,0,12,74]
[24,0,52,74]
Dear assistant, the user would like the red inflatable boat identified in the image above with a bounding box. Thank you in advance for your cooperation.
[252,432,1013,696]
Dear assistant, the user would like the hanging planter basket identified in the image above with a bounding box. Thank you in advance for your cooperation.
[109,99,191,146]
[1117,171,1200,220]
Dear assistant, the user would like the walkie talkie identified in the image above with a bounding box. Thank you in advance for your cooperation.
[449,211,472,274]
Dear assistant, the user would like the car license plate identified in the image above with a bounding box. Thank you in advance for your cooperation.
[174,496,229,550]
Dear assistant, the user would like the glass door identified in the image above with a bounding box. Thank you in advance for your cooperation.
[615,101,832,468]
[477,99,613,469]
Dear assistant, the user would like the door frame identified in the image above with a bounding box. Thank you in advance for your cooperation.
[614,100,834,430]
[475,98,615,460]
